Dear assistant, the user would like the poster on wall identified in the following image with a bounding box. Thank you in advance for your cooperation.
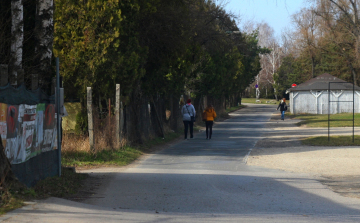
[32,104,45,157]
[22,105,37,162]
[42,104,57,152]
[5,105,20,163]
[1,103,57,165]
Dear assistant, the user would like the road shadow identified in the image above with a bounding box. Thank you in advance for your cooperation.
[63,171,360,218]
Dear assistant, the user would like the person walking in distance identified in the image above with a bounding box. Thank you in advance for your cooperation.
[277,98,287,121]
[181,99,196,139]
[203,104,216,139]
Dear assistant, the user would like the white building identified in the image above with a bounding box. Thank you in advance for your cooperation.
[287,73,360,114]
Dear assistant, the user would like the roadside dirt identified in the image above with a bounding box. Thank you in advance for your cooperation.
[247,113,360,199]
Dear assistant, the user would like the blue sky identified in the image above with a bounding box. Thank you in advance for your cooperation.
[224,0,308,37]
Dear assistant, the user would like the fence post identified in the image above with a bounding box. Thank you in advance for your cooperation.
[87,87,94,151]
[115,84,121,146]
[0,65,8,86]
[120,101,123,143]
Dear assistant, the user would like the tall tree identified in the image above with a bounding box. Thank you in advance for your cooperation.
[10,0,24,85]
[313,0,360,84]
[292,7,319,78]
[34,0,54,89]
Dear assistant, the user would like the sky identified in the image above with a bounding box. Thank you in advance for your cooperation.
[224,0,308,37]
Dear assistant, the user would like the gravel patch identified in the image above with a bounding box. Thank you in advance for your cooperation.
[247,112,360,199]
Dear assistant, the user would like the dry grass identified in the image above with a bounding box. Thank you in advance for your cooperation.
[62,110,127,154]
[60,107,183,168]
[61,109,136,168]
[62,133,90,153]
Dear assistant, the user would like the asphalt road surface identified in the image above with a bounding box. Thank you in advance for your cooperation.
[2,104,360,222]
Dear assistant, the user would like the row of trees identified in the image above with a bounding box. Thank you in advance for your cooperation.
[1,0,265,142]
[53,0,266,138]
[251,0,360,100]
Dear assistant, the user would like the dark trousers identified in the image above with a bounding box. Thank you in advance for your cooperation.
[183,121,193,139]
[206,121,213,139]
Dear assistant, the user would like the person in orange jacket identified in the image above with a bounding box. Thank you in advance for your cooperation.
[203,104,216,139]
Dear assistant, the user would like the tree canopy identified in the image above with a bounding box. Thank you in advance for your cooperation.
[53,0,265,106]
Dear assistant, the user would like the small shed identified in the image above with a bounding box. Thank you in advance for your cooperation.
[287,73,360,114]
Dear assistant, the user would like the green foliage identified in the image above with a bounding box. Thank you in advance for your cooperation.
[54,0,264,111]
[225,105,246,113]
[75,110,88,135]
[62,146,142,167]
[275,55,306,95]
[54,0,136,104]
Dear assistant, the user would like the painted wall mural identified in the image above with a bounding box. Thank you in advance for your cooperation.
[0,103,57,164]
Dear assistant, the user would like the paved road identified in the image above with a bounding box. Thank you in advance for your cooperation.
[2,104,360,222]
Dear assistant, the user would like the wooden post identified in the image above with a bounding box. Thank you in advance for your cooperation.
[0,65,8,86]
[115,84,121,146]
[120,101,123,144]
[87,87,94,151]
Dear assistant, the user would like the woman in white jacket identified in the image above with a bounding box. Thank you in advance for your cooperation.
[181,99,196,139]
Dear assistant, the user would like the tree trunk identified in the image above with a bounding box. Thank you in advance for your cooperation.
[349,62,357,86]
[150,96,164,138]
[311,55,315,78]
[129,91,143,144]
[10,0,23,86]
[169,95,179,132]
[35,0,54,89]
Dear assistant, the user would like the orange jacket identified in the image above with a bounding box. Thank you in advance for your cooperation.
[204,108,217,121]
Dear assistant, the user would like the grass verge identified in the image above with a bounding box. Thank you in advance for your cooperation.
[241,98,277,104]
[62,146,142,168]
[226,105,246,113]
[62,132,182,167]
[0,189,25,215]
[302,135,360,146]
[288,113,360,127]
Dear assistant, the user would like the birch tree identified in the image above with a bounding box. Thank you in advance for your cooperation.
[257,23,283,99]
[10,0,23,86]
[35,0,54,88]
[261,43,283,100]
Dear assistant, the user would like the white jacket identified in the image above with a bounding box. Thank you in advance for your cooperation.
[181,104,196,121]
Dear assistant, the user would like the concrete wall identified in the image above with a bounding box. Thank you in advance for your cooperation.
[290,90,360,114]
